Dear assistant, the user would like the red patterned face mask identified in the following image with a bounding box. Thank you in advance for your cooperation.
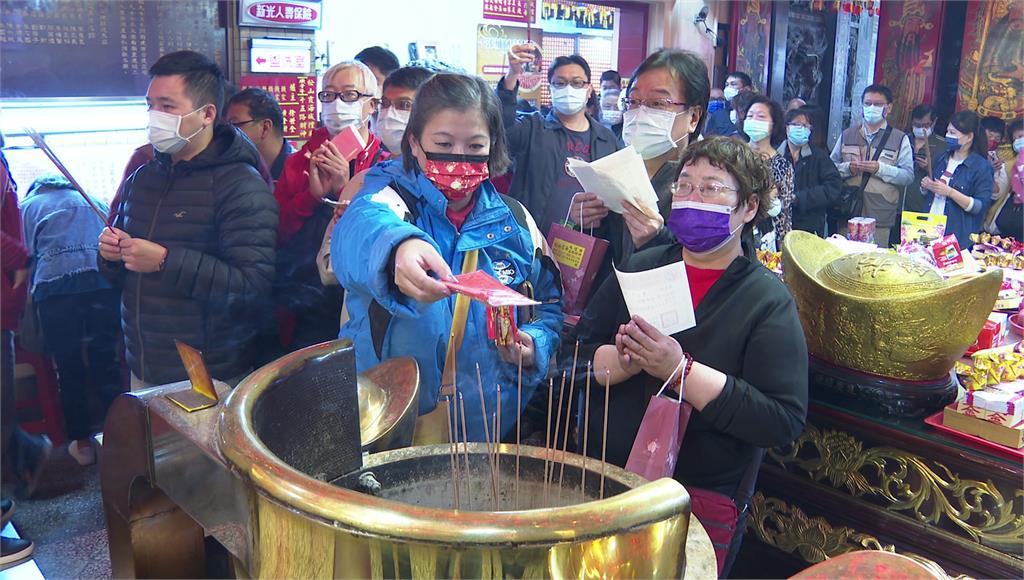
[422,152,490,201]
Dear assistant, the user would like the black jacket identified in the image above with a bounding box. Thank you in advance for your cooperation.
[497,78,620,234]
[782,143,843,236]
[572,245,808,496]
[101,125,278,384]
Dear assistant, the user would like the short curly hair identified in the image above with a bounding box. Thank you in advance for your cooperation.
[675,136,775,229]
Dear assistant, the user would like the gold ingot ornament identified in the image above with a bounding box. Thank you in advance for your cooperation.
[782,232,1001,381]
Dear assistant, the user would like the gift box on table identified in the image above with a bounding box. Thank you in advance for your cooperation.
[958,381,1024,427]
[965,313,1009,356]
[943,404,1024,448]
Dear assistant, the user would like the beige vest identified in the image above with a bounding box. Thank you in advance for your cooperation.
[840,124,907,223]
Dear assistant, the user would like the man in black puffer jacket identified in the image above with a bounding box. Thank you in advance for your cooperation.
[99,51,277,388]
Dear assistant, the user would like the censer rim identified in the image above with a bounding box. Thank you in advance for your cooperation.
[220,347,690,545]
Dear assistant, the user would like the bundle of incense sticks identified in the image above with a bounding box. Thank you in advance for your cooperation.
[447,342,614,511]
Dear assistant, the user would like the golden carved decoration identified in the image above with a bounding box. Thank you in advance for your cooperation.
[748,493,957,579]
[768,424,1024,551]
[782,232,1001,381]
[748,492,897,563]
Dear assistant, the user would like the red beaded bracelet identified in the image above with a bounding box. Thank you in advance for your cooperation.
[682,352,694,381]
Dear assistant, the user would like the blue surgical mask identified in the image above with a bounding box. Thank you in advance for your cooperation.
[708,99,725,114]
[1013,136,1024,154]
[945,134,962,149]
[744,119,771,143]
[863,105,885,125]
[787,125,811,147]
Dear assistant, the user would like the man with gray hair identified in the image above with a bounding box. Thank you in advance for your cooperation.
[267,60,387,359]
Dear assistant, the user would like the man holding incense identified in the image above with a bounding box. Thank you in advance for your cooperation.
[98,50,277,389]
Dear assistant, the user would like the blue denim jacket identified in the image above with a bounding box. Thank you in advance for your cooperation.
[20,183,111,297]
[921,151,993,249]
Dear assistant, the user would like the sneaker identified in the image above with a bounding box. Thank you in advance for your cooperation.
[68,440,96,466]
[0,536,34,566]
[0,500,13,528]
[13,434,52,500]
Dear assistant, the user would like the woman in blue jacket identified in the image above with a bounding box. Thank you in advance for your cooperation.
[921,111,994,249]
[332,73,563,443]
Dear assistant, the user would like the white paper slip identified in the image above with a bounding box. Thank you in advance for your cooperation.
[614,261,695,336]
[567,145,660,215]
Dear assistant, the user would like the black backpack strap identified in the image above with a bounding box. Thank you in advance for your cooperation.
[500,193,530,230]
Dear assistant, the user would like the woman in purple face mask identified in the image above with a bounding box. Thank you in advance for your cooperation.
[573,137,808,576]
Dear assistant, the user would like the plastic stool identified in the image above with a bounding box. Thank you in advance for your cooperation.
[14,346,65,446]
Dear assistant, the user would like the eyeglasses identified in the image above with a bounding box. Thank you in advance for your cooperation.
[317,90,374,103]
[671,180,739,202]
[379,97,414,111]
[621,97,692,112]
[230,119,259,128]
[550,79,589,90]
[786,122,811,129]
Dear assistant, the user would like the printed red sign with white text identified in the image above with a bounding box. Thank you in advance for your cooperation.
[239,0,322,29]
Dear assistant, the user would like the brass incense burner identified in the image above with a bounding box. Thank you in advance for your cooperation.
[102,340,710,578]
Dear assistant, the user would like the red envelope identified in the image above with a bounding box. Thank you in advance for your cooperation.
[330,125,366,160]
[441,270,540,307]
[546,223,609,316]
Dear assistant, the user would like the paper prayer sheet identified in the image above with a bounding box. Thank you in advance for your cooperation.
[614,261,695,336]
[567,146,660,215]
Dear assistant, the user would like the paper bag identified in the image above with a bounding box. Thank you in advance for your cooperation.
[546,223,608,316]
[625,359,692,480]
[901,211,947,245]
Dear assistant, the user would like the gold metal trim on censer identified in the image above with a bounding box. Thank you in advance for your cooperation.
[768,424,1024,551]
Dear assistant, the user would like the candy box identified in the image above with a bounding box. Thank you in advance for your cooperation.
[966,313,1008,356]
[930,234,964,273]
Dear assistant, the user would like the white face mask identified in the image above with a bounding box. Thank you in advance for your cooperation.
[767,196,782,217]
[1014,136,1024,154]
[601,109,623,126]
[322,99,365,135]
[913,126,932,139]
[147,108,205,154]
[729,110,738,125]
[723,86,740,102]
[623,106,686,160]
[372,106,409,154]
[863,105,885,125]
[551,85,588,115]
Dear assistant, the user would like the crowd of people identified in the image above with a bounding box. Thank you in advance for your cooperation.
[1,42,1022,571]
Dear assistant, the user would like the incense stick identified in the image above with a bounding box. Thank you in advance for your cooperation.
[445,397,459,510]
[557,342,580,500]
[515,349,523,510]
[600,371,611,500]
[23,127,112,227]
[544,378,553,508]
[492,411,499,509]
[549,370,566,505]
[475,364,498,506]
[458,393,472,511]
[581,362,592,502]
[491,387,499,514]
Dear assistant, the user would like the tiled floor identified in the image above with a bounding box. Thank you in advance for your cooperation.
[1,446,109,579]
